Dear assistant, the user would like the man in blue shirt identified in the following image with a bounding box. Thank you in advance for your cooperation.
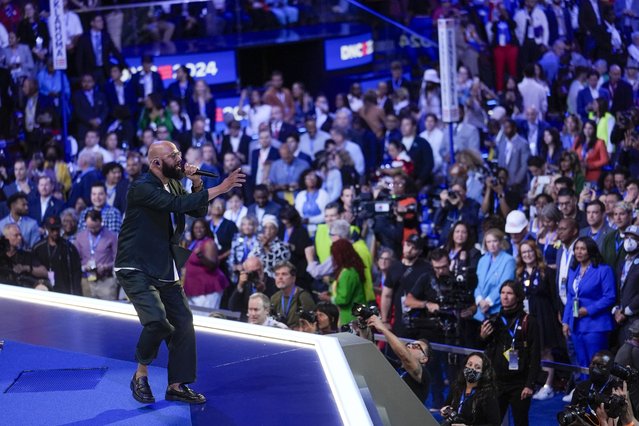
[0,193,41,249]
[268,144,310,199]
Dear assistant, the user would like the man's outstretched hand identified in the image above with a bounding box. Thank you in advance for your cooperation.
[219,168,246,193]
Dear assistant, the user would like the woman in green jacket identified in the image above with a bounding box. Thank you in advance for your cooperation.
[330,238,366,326]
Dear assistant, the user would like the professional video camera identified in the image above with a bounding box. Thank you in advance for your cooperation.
[440,406,466,426]
[557,405,593,426]
[352,193,417,220]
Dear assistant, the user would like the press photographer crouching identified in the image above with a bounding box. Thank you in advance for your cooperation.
[297,301,340,335]
[367,314,431,405]
[439,352,501,426]
[228,256,277,321]
[558,350,639,426]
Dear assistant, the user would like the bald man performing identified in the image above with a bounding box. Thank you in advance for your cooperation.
[116,141,245,404]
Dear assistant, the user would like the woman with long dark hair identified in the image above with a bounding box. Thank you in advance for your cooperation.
[330,239,366,326]
[443,221,480,281]
[516,240,562,400]
[558,150,585,193]
[440,352,500,425]
[572,119,609,183]
[562,236,616,370]
[279,204,313,291]
[183,218,229,309]
[589,97,616,155]
[540,127,563,172]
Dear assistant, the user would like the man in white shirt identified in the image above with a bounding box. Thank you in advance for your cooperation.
[78,129,110,163]
[49,0,83,51]
[518,64,548,118]
[247,292,288,329]
[420,113,446,174]
[299,117,329,159]
[28,176,64,226]
[566,67,588,115]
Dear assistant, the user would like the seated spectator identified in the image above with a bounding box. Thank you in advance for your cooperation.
[227,215,259,284]
[246,184,281,224]
[285,134,312,166]
[221,119,250,165]
[208,197,237,262]
[138,93,173,136]
[102,162,128,214]
[183,218,229,309]
[228,256,277,320]
[299,117,329,160]
[0,223,48,288]
[250,128,280,187]
[78,182,122,234]
[268,143,309,200]
[28,175,64,226]
[33,216,82,295]
[278,204,313,291]
[238,87,272,137]
[247,292,288,329]
[0,192,40,249]
[3,31,34,82]
[68,151,104,209]
[79,129,109,162]
[269,261,315,328]
[74,210,118,300]
[269,104,298,144]
[249,214,290,279]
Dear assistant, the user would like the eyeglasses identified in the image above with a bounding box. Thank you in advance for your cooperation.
[406,342,427,356]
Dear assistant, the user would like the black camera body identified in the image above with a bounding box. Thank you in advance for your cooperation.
[298,309,317,324]
[440,406,466,426]
[588,391,627,419]
[610,363,639,383]
[557,405,592,426]
[351,303,380,329]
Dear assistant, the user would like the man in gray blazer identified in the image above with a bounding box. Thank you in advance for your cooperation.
[498,119,531,193]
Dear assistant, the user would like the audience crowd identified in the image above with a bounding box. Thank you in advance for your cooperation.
[1,0,639,424]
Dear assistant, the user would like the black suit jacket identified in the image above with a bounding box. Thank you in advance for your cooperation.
[616,257,639,315]
[271,121,298,142]
[601,80,634,115]
[130,71,164,103]
[71,88,108,140]
[28,196,65,226]
[407,136,434,184]
[104,80,137,117]
[111,179,129,214]
[212,218,238,255]
[115,172,208,280]
[74,30,125,78]
[221,134,252,163]
[166,81,194,108]
[249,147,280,187]
[246,200,281,219]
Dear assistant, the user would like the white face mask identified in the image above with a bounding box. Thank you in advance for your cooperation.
[624,238,638,253]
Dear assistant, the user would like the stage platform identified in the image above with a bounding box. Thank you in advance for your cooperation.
[0,285,372,425]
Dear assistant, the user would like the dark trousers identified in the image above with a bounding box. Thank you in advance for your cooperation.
[117,269,196,385]
[498,383,532,426]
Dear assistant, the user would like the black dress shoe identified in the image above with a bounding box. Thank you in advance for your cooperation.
[165,384,207,404]
[130,374,155,404]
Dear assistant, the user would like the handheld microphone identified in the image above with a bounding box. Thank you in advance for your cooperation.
[181,160,219,179]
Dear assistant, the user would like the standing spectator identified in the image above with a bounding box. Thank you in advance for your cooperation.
[278,205,313,291]
[516,240,562,400]
[399,116,434,187]
[514,0,549,69]
[440,352,500,425]
[250,128,280,187]
[419,114,445,174]
[269,261,314,328]
[221,119,251,165]
[4,159,35,198]
[329,127,365,177]
[480,280,541,426]
[74,210,118,299]
[262,71,294,123]
[576,70,603,121]
[573,120,609,183]
[0,192,40,249]
[166,65,193,110]
[16,3,48,64]
[294,169,329,235]
[601,64,634,115]
[560,115,582,153]
[269,105,298,144]
[227,215,259,284]
[489,2,519,93]
[32,216,82,295]
[28,175,63,226]
[238,88,271,138]
[557,188,588,229]
[268,143,309,199]
[327,238,366,326]
[72,73,107,142]
[579,200,612,251]
[183,218,229,309]
[207,197,237,262]
[3,31,34,82]
[537,39,566,84]
[517,65,548,119]
[589,97,616,155]
[249,214,290,279]
[474,228,516,322]
[498,119,531,193]
[78,182,122,234]
[613,225,639,347]
[130,54,164,108]
[78,129,109,162]
[187,80,216,132]
[222,190,247,229]
[74,14,124,84]
[562,236,616,369]
[540,127,563,172]
[102,162,128,214]
[60,208,79,244]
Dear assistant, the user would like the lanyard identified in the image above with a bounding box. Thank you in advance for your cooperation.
[543,232,556,257]
[501,316,520,348]
[573,264,590,295]
[458,389,476,414]
[188,239,200,251]
[242,237,254,259]
[281,287,296,319]
[210,220,221,235]
[89,232,102,257]
[283,228,291,243]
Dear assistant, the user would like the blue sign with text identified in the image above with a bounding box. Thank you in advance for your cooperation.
[324,33,374,71]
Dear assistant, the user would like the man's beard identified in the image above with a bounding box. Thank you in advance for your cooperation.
[162,160,184,180]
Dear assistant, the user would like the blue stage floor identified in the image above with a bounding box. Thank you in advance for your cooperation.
[0,297,342,425]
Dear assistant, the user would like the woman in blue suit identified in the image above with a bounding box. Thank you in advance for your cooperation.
[474,228,516,322]
[562,236,616,369]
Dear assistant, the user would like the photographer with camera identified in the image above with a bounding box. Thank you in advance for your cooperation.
[228,256,277,321]
[439,352,501,426]
[480,280,541,426]
[615,319,639,416]
[297,301,340,335]
[480,166,519,219]
[434,178,480,244]
[367,314,431,405]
